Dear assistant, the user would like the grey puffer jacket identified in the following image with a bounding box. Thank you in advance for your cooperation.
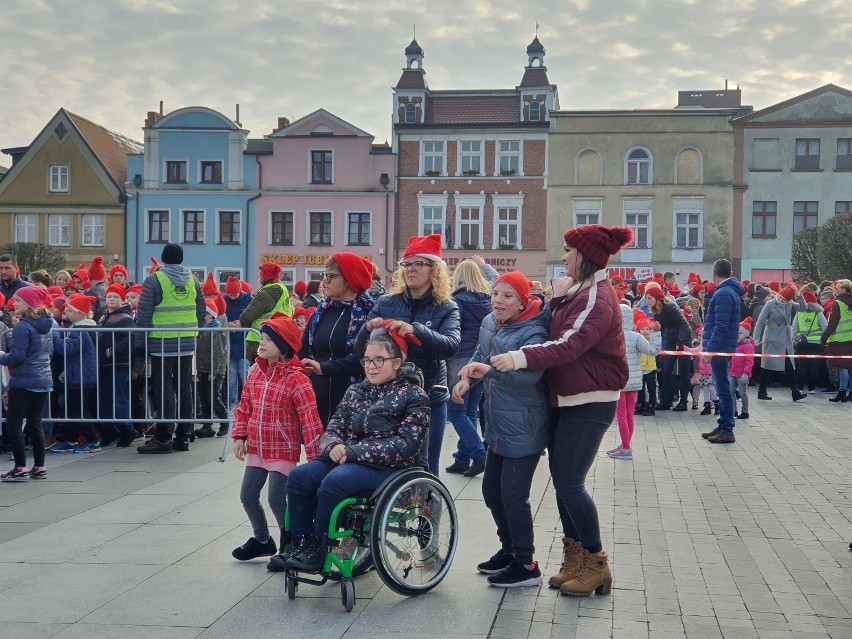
[470,298,550,458]
[620,304,660,392]
[754,293,806,371]
[357,288,460,403]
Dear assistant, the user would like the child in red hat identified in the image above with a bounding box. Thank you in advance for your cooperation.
[231,312,324,568]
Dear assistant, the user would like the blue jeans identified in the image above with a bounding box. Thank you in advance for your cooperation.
[840,368,850,391]
[711,356,734,433]
[428,400,448,476]
[228,356,249,407]
[287,459,395,539]
[447,382,486,463]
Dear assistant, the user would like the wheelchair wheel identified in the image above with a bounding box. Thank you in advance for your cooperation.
[340,578,355,612]
[369,469,458,596]
[285,572,297,600]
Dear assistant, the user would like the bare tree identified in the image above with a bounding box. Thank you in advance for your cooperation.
[0,242,68,275]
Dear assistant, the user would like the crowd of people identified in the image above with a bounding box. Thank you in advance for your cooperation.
[2,225,850,595]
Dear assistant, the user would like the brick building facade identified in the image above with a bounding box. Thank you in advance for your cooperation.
[391,37,558,278]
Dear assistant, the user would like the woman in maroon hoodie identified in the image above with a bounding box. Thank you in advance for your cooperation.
[491,224,632,597]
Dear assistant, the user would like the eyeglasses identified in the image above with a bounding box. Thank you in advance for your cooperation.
[323,272,342,282]
[398,261,432,271]
[359,356,391,368]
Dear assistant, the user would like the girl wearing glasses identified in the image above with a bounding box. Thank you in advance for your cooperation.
[300,253,376,426]
[284,329,429,572]
[360,234,461,477]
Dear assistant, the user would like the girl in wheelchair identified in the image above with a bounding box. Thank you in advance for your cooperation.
[284,327,430,573]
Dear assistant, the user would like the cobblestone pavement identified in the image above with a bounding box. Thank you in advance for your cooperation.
[0,393,850,638]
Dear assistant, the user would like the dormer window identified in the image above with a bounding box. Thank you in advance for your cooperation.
[311,150,333,184]
[529,101,541,122]
[49,165,69,193]
[405,103,416,124]
[200,161,222,184]
[166,160,187,184]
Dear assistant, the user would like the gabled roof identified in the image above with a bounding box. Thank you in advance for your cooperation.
[270,108,374,139]
[519,67,552,88]
[426,94,520,124]
[733,83,852,124]
[67,111,143,187]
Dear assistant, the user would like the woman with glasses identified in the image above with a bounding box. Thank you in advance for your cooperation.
[299,253,376,426]
[360,234,461,477]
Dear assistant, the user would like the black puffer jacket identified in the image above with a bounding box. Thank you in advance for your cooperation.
[356,288,460,403]
[319,363,429,469]
[653,301,693,350]
[96,304,135,368]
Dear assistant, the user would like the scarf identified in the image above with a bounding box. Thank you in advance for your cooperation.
[306,291,374,356]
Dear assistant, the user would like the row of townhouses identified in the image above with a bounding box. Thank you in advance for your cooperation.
[1,38,851,288]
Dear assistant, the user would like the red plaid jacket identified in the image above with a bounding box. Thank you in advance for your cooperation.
[232,356,322,463]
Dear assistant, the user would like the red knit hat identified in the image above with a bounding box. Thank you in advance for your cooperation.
[6,297,15,310]
[259,262,282,282]
[741,279,750,290]
[495,270,532,308]
[294,280,308,297]
[214,291,226,316]
[126,284,143,297]
[332,252,373,293]
[637,282,647,295]
[260,311,302,356]
[48,286,65,298]
[241,280,253,294]
[370,319,423,359]
[687,272,702,286]
[562,225,634,269]
[149,257,161,275]
[802,291,818,304]
[202,272,218,296]
[768,280,780,292]
[690,284,705,296]
[225,276,242,296]
[695,324,704,334]
[105,284,126,300]
[88,256,107,282]
[635,316,654,330]
[402,234,442,262]
[14,287,51,309]
[66,293,97,315]
[739,317,753,335]
[644,282,665,302]
[109,264,128,282]
[778,284,796,302]
[705,281,716,294]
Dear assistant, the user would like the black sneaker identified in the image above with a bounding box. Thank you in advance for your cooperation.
[232,537,277,561]
[194,425,216,438]
[463,458,486,478]
[738,412,749,420]
[477,548,514,574]
[487,559,543,588]
[285,535,325,572]
[445,460,470,474]
[171,439,190,452]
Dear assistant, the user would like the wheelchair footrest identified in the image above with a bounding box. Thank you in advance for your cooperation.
[285,569,329,587]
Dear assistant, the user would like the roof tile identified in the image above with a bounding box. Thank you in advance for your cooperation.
[426,95,519,124]
[67,112,142,188]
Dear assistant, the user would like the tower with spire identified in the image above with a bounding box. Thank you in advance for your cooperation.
[518,36,558,122]
[393,39,428,126]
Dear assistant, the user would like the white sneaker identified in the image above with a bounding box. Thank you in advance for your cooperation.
[608,448,633,460]
[605,445,622,455]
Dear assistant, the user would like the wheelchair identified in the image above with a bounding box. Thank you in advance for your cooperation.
[283,466,458,612]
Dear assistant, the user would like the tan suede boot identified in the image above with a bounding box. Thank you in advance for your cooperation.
[548,537,583,588]
[559,550,613,597]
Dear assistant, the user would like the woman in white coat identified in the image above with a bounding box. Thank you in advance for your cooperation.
[753,284,808,402]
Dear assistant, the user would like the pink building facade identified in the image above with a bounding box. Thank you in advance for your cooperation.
[250,110,396,285]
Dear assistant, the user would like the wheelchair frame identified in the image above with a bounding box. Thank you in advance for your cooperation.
[283,467,458,612]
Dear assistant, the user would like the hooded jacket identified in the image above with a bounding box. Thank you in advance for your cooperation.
[730,336,755,378]
[453,287,493,359]
[224,291,253,359]
[232,356,323,463]
[53,318,97,387]
[653,300,693,350]
[96,303,135,368]
[1,312,53,389]
[196,318,228,376]
[471,298,550,458]
[702,277,745,354]
[319,362,429,469]
[135,265,206,355]
[620,304,660,392]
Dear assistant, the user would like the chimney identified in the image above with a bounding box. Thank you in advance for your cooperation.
[278,117,290,130]
[145,111,163,128]
[159,100,164,115]
[235,103,241,126]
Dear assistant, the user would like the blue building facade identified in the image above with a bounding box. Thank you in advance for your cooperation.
[126,107,258,286]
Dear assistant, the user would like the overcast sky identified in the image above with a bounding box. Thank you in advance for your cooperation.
[1,0,851,156]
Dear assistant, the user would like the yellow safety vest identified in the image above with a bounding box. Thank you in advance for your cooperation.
[795,310,821,344]
[245,282,292,343]
[828,301,852,344]
[150,271,199,339]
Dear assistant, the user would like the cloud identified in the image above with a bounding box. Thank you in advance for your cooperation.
[0,0,851,156]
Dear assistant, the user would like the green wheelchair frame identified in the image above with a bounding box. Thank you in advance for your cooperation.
[283,467,458,612]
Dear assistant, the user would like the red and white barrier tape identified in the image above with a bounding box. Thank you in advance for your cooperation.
[657,350,852,359]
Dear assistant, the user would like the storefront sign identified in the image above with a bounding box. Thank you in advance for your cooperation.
[607,266,655,280]
[442,250,546,278]
[260,253,372,265]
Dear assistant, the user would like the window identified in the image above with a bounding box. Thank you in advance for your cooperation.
[309,212,332,245]
[200,161,222,184]
[148,210,170,243]
[48,215,71,246]
[422,141,444,175]
[625,212,650,248]
[81,215,105,247]
[270,211,294,245]
[498,141,520,175]
[573,198,602,228]
[49,165,69,192]
[14,214,37,243]
[752,201,777,238]
[218,210,240,244]
[420,206,444,238]
[165,161,187,183]
[793,201,818,234]
[311,150,333,183]
[404,103,416,124]
[529,101,541,122]
[182,210,204,244]
[836,201,852,216]
[459,141,481,175]
[188,267,207,283]
[215,269,242,291]
[675,212,702,248]
[347,212,371,245]
[625,148,652,185]
[458,207,482,249]
[794,138,820,170]
[574,211,600,226]
[496,208,520,248]
[837,139,852,170]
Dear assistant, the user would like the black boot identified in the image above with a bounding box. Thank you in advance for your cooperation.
[758,388,772,400]
[713,400,720,416]
[829,390,848,403]
[792,389,807,402]
[700,402,712,416]
[285,535,325,572]
[672,401,688,412]
[268,531,297,572]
